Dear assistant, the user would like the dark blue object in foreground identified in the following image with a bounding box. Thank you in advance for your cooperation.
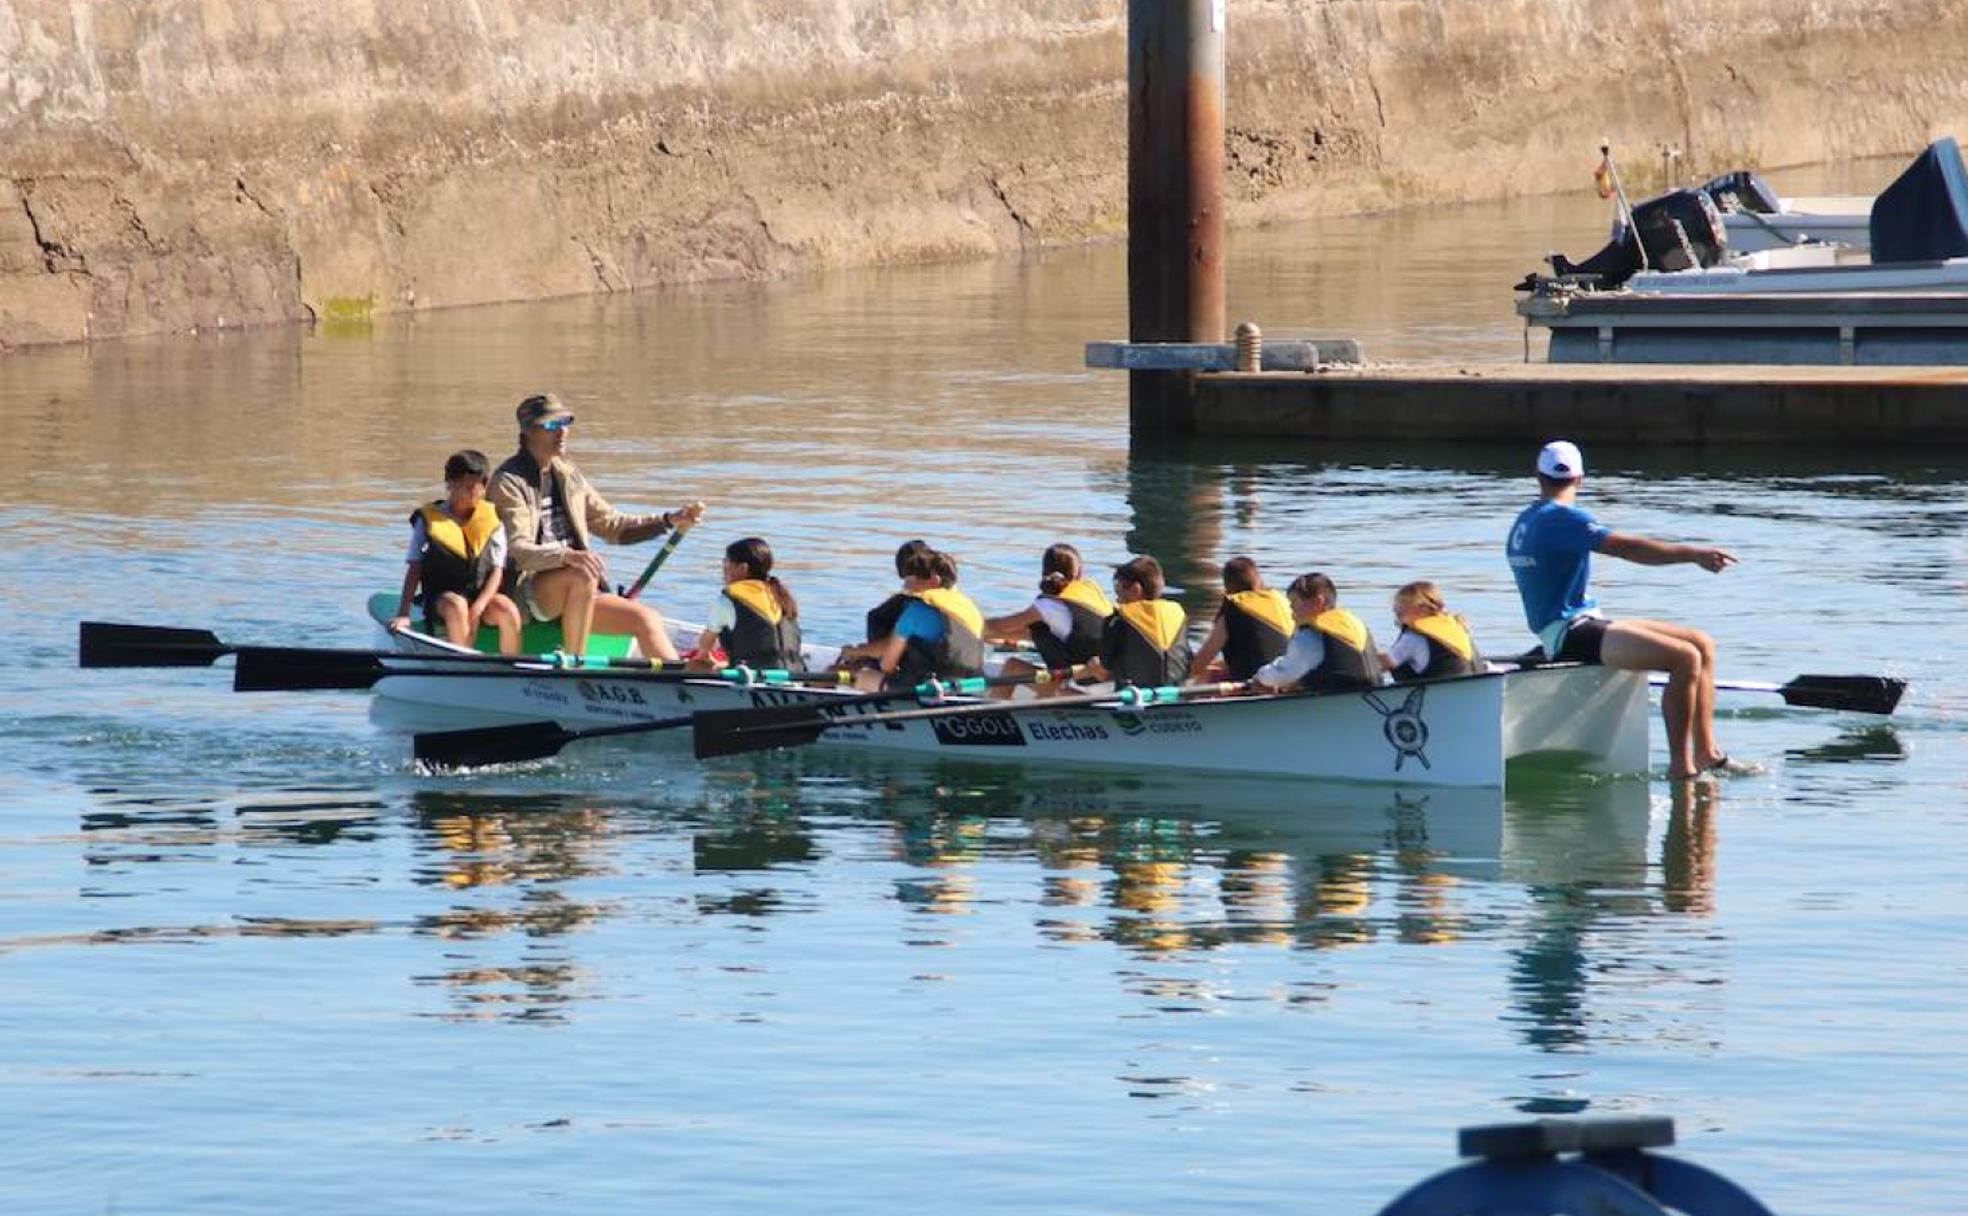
[1377,1117,1777,1216]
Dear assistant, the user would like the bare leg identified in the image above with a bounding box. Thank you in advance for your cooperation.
[529,567,599,655]
[1600,621,1706,780]
[589,593,679,662]
[1620,619,1724,767]
[484,594,524,656]
[434,592,472,647]
[994,656,1037,700]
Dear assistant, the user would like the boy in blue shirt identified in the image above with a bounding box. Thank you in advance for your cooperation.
[1507,440,1738,780]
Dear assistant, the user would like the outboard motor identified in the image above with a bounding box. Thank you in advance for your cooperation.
[1701,170,1782,215]
[1526,187,1727,290]
[1630,188,1727,272]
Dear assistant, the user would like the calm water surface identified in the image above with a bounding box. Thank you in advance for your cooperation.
[4,162,1966,1214]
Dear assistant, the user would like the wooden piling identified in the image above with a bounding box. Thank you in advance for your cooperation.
[1127,0,1226,433]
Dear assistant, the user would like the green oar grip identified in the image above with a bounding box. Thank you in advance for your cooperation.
[1115,684,1185,707]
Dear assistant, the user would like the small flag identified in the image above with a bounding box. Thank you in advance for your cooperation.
[1593,152,1616,200]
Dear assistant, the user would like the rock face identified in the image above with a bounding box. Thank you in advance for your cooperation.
[3,0,1965,349]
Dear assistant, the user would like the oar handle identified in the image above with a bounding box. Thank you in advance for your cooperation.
[623,526,689,600]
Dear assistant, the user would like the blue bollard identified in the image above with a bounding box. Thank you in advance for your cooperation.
[1375,1117,1777,1216]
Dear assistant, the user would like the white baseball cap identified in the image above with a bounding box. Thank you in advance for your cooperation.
[1536,440,1585,480]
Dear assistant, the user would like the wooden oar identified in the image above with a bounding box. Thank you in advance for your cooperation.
[413,666,1091,770]
[1500,654,1906,716]
[692,680,1244,761]
[621,524,688,600]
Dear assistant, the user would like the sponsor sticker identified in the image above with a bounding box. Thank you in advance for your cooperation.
[929,713,1028,747]
[577,680,648,707]
[521,682,572,708]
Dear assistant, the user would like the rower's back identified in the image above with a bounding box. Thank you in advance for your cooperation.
[1102,556,1192,688]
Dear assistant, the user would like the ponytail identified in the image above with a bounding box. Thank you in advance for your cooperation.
[768,575,798,622]
[1038,543,1083,596]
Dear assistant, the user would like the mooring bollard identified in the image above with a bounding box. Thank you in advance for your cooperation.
[1235,321,1262,372]
[1374,1116,1778,1216]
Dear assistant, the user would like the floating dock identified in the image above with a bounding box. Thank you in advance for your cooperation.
[1130,362,1968,444]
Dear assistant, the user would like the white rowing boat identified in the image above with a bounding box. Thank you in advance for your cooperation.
[361,595,1651,788]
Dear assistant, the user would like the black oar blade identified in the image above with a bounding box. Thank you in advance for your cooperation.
[692,705,833,760]
[79,622,229,668]
[414,721,580,770]
[1780,675,1907,716]
[233,647,390,692]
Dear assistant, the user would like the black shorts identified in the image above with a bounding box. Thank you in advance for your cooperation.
[1553,616,1610,664]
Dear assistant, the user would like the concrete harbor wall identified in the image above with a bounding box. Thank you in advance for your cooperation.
[5,0,1967,349]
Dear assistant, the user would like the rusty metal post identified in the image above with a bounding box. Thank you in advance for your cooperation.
[1128,0,1226,434]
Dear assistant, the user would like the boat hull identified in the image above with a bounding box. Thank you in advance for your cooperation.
[362,597,1652,787]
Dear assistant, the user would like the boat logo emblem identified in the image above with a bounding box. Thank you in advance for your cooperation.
[1364,686,1430,771]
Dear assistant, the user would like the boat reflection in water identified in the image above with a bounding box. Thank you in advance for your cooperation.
[63,752,1721,1052]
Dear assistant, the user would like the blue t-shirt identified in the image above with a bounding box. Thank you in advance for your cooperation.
[1507,499,1611,646]
[893,600,948,646]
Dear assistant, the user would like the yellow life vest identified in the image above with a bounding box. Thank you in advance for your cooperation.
[418,500,502,562]
[889,586,987,687]
[1409,613,1474,660]
[1227,589,1293,635]
[1220,588,1294,680]
[724,578,783,625]
[720,578,802,669]
[1296,607,1381,691]
[1055,578,1114,619]
[1031,577,1115,668]
[1311,608,1370,653]
[1107,599,1192,687]
[915,587,986,643]
[413,499,502,608]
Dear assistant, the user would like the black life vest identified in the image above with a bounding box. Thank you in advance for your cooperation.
[1391,614,1480,683]
[866,591,909,643]
[1029,578,1114,670]
[719,579,804,671]
[1103,599,1192,688]
[1218,588,1294,681]
[413,500,502,612]
[1296,608,1383,692]
[889,587,988,689]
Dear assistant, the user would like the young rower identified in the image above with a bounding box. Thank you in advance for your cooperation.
[865,538,933,643]
[1252,573,1385,692]
[1088,556,1192,688]
[1507,439,1738,781]
[837,549,987,691]
[389,449,523,654]
[983,543,1114,673]
[1189,556,1293,682]
[1380,580,1482,682]
[694,537,803,671]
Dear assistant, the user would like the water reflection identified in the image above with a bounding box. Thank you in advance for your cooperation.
[406,789,615,1024]
[1501,778,1727,1071]
[1787,725,1908,766]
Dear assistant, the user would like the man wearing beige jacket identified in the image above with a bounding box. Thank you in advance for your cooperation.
[492,393,704,658]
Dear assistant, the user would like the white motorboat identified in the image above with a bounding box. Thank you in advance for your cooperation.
[1517,139,1968,364]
